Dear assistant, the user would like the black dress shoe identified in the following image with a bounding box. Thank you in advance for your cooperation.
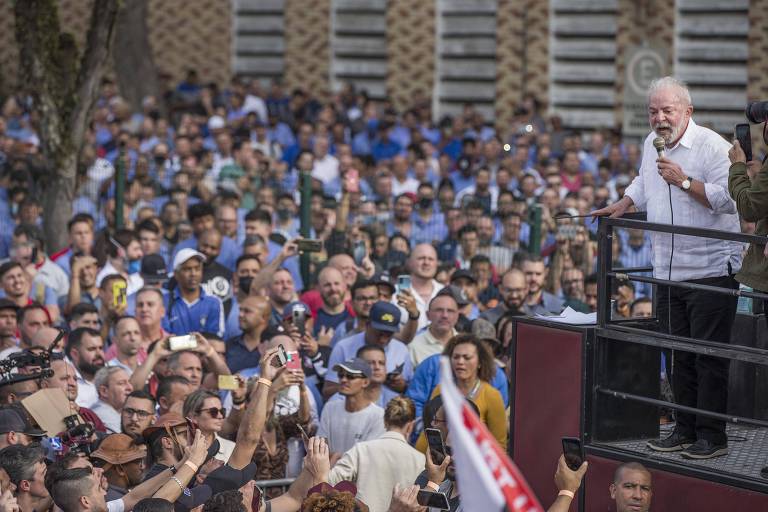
[646,430,695,452]
[681,439,728,460]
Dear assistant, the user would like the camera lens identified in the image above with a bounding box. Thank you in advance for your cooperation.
[746,101,768,124]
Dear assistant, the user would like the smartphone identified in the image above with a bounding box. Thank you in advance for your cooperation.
[218,375,239,390]
[562,437,585,471]
[296,239,323,253]
[292,307,306,336]
[352,240,366,266]
[735,123,753,162]
[168,334,198,351]
[386,362,405,380]
[285,351,302,371]
[395,275,411,294]
[276,344,289,366]
[426,428,447,465]
[296,423,310,445]
[416,489,450,510]
[345,168,360,193]
[112,281,127,308]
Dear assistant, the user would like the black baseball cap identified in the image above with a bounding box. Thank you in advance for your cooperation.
[0,407,46,437]
[140,254,168,283]
[369,301,401,333]
[450,269,477,284]
[0,298,20,312]
[373,271,395,293]
[333,357,373,379]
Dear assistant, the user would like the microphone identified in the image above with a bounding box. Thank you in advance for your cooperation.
[653,137,665,158]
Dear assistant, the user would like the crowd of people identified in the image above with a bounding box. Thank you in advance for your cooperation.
[0,68,699,512]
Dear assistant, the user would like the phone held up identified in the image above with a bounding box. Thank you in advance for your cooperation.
[562,436,585,471]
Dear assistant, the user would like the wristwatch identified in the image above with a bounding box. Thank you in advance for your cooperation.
[681,176,692,191]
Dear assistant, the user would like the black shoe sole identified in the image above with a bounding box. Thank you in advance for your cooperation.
[646,440,693,452]
[680,446,729,460]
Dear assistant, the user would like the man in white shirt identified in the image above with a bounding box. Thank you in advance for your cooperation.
[65,327,106,408]
[317,358,385,461]
[592,76,741,460]
[409,291,459,367]
[91,367,134,433]
[312,136,339,186]
[403,244,444,330]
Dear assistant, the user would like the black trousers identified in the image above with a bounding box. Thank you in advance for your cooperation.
[657,274,738,445]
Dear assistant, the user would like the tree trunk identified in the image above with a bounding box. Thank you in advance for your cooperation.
[113,0,160,112]
[14,0,120,252]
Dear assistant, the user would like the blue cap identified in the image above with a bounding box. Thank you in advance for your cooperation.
[282,301,309,320]
[369,301,401,333]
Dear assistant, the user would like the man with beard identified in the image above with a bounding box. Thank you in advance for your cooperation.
[166,249,224,338]
[480,268,534,324]
[65,327,106,408]
[0,299,19,352]
[120,390,156,441]
[593,77,741,459]
[313,266,351,337]
[197,229,233,315]
[90,434,149,500]
[226,295,271,373]
[386,193,415,239]
[267,268,295,328]
[522,255,564,314]
[331,279,378,345]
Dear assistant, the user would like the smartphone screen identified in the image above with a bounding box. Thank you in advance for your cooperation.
[386,362,405,379]
[396,275,411,294]
[292,308,306,336]
[353,240,366,266]
[416,490,450,510]
[562,437,584,471]
[277,344,288,367]
[285,351,302,371]
[735,123,753,162]
[426,428,447,465]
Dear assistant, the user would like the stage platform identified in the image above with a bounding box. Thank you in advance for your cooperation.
[600,422,768,486]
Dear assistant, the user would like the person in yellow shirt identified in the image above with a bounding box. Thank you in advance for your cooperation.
[415,333,507,451]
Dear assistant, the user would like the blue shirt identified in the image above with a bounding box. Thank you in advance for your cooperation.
[405,353,509,423]
[326,332,413,385]
[164,287,225,338]
[313,308,351,337]
[371,138,402,162]
[412,212,447,246]
[267,240,304,291]
[225,335,262,374]
[224,297,241,340]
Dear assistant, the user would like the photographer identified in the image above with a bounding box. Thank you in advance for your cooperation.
[728,130,768,310]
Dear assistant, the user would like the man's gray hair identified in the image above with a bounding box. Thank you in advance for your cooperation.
[94,366,124,393]
[647,76,692,106]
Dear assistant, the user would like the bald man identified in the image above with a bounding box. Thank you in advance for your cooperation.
[405,244,444,330]
[481,268,531,324]
[41,357,107,432]
[314,266,351,338]
[226,295,271,373]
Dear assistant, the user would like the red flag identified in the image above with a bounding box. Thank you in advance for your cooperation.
[440,357,544,512]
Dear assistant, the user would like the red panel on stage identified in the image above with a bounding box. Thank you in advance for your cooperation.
[586,455,768,511]
[513,321,585,505]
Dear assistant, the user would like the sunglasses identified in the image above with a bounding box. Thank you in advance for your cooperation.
[338,371,365,381]
[197,407,226,418]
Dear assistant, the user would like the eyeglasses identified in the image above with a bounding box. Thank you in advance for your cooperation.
[197,407,226,418]
[338,371,365,381]
[123,408,153,419]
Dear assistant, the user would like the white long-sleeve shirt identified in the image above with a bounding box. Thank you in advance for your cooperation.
[624,120,742,281]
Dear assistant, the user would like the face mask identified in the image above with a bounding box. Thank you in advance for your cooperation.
[418,197,433,210]
[154,155,166,166]
[239,276,253,295]
[127,259,141,274]
[276,208,293,221]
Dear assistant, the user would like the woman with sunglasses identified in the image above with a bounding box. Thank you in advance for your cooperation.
[183,389,235,463]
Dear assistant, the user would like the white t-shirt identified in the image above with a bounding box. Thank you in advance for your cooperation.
[317,400,385,455]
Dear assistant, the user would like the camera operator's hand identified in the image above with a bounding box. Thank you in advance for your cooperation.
[554,454,588,494]
[729,140,747,164]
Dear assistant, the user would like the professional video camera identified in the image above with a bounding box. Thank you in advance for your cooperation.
[0,330,65,388]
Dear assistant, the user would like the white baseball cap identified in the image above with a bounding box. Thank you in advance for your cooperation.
[171,248,206,275]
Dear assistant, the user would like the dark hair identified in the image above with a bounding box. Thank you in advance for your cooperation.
[13,223,45,251]
[136,218,161,235]
[47,466,93,511]
[585,273,598,287]
[133,498,175,512]
[236,254,261,269]
[613,461,651,484]
[469,254,491,267]
[0,261,23,279]
[350,279,377,298]
[67,213,95,232]
[18,302,48,324]
[443,333,496,382]
[99,273,127,291]
[244,208,272,224]
[458,224,477,239]
[188,203,215,222]
[156,376,191,405]
[356,344,385,358]
[65,327,101,360]
[203,490,246,512]
[0,444,44,486]
[630,297,652,314]
[108,228,139,258]
[126,389,157,409]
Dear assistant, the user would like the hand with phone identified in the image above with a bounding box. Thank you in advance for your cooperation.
[298,333,319,357]
[259,347,282,382]
[385,366,407,393]
[396,288,419,321]
[425,442,452,486]
[302,436,331,483]
[554,454,588,497]
[389,484,424,512]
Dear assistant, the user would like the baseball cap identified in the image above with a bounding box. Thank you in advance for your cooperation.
[91,434,147,467]
[450,269,477,285]
[0,407,46,437]
[0,298,20,312]
[373,271,395,294]
[171,248,206,274]
[369,301,401,333]
[471,318,498,343]
[282,301,309,320]
[616,174,631,187]
[437,284,470,307]
[140,254,168,283]
[207,115,225,131]
[333,357,372,379]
